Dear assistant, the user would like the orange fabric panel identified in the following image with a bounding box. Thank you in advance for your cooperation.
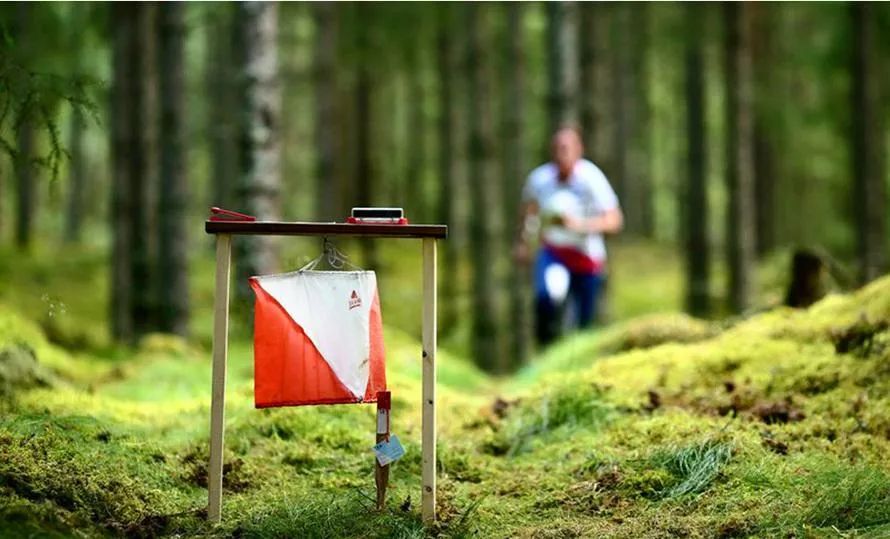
[363,291,387,401]
[250,277,387,408]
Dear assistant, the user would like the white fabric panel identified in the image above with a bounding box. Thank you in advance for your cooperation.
[254,270,377,399]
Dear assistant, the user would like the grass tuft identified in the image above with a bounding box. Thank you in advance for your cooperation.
[650,440,733,499]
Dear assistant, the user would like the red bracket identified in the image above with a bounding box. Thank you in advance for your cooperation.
[346,217,409,225]
[209,207,256,222]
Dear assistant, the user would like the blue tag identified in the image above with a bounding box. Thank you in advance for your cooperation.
[372,434,405,466]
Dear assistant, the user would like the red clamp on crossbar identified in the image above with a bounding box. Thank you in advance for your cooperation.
[209,207,256,222]
[346,217,409,225]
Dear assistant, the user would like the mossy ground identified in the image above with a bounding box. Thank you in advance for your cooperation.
[1,241,889,538]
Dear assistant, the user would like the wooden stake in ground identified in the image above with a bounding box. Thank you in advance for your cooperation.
[375,390,391,510]
[208,233,232,523]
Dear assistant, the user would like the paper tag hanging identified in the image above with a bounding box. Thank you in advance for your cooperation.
[373,434,405,466]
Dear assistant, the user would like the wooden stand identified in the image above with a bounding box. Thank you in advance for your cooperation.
[204,221,446,525]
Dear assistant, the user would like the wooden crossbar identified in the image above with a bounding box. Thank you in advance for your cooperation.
[206,220,447,239]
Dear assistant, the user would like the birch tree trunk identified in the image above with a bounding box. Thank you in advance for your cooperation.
[234,1,282,301]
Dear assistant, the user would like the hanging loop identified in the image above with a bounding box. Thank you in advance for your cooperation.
[300,237,362,271]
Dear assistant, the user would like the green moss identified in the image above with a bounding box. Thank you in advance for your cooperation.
[1,245,890,538]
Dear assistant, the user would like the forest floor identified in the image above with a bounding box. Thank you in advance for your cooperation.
[1,241,889,538]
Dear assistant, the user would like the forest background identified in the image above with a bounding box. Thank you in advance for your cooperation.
[1,1,889,371]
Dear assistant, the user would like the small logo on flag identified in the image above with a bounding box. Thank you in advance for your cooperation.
[349,290,362,310]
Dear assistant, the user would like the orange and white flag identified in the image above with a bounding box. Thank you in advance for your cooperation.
[249,270,386,408]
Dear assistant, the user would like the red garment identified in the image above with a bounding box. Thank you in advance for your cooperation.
[544,242,604,275]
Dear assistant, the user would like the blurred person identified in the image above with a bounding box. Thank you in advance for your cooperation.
[514,127,623,346]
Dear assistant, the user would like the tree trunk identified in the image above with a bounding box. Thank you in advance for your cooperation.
[630,4,654,238]
[724,2,757,313]
[312,2,339,221]
[467,3,500,372]
[850,2,887,284]
[546,1,579,135]
[132,3,157,339]
[206,4,237,211]
[234,1,282,301]
[751,3,776,257]
[157,2,189,336]
[64,105,86,244]
[578,2,597,145]
[684,4,710,317]
[405,65,427,221]
[14,119,35,251]
[13,3,34,251]
[353,3,377,269]
[436,4,458,337]
[110,4,138,341]
[503,2,531,367]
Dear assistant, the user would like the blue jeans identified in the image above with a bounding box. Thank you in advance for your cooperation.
[534,248,604,346]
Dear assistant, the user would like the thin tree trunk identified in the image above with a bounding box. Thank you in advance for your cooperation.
[131,3,156,339]
[610,4,631,213]
[13,3,34,251]
[405,66,426,221]
[467,3,499,372]
[14,119,35,251]
[751,3,776,257]
[724,2,757,313]
[234,1,282,301]
[64,105,86,244]
[436,4,458,337]
[503,2,531,367]
[579,2,597,145]
[206,4,237,210]
[850,2,887,284]
[546,1,579,135]
[684,3,709,317]
[110,3,136,341]
[630,4,654,238]
[353,3,377,269]
[312,2,339,221]
[157,1,189,336]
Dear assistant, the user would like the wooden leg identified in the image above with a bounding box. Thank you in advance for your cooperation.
[375,391,391,511]
[208,234,232,523]
[421,238,437,523]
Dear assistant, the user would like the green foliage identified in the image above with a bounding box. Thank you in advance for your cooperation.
[0,14,101,180]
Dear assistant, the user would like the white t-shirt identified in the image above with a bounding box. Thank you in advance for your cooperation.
[522,159,619,262]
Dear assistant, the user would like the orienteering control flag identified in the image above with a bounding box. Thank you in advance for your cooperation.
[249,270,387,408]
